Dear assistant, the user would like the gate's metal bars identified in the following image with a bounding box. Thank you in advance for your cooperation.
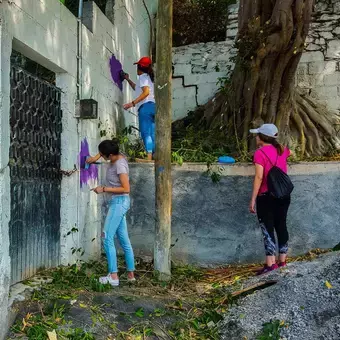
[9,65,62,284]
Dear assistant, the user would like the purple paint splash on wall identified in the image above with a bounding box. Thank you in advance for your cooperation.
[109,55,123,91]
[79,138,98,188]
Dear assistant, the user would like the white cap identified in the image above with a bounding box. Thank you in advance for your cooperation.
[249,124,278,138]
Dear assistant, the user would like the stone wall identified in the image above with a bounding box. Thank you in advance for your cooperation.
[0,0,156,337]
[171,3,238,120]
[127,162,340,267]
[172,0,340,120]
[172,42,235,120]
[298,0,340,111]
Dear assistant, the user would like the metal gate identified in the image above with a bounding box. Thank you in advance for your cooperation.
[9,64,62,284]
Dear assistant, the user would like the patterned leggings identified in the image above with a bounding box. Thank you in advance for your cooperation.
[256,194,291,256]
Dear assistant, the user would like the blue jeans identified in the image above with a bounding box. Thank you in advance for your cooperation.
[138,102,156,154]
[103,195,135,273]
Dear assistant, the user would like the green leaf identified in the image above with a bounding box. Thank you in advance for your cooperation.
[122,296,135,303]
[153,308,166,317]
[135,307,144,318]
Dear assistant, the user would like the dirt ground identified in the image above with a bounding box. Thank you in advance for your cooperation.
[7,249,330,340]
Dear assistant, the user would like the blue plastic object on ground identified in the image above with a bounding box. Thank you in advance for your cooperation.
[218,156,235,164]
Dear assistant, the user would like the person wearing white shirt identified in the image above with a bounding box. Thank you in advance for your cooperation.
[123,57,156,161]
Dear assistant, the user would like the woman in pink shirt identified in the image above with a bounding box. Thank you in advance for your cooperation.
[249,124,291,275]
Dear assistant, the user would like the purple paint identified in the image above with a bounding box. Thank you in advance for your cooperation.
[79,138,98,188]
[109,55,123,91]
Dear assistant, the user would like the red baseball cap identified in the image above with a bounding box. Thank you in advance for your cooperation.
[134,57,152,68]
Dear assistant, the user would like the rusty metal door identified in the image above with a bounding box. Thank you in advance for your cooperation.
[9,64,62,284]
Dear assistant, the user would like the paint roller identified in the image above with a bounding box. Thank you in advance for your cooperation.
[80,156,102,170]
[119,70,128,82]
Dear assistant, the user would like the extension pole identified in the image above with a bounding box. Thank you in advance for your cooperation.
[154,0,173,280]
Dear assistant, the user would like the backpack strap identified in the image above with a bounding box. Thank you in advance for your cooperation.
[260,148,279,167]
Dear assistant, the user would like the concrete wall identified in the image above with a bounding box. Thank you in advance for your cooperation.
[172,0,340,120]
[127,162,340,266]
[0,0,156,337]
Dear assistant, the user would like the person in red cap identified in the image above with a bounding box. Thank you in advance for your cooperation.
[123,57,156,161]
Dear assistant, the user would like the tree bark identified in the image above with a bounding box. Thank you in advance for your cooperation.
[195,0,339,157]
[154,0,173,280]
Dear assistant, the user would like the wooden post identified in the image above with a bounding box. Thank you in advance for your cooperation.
[154,0,173,280]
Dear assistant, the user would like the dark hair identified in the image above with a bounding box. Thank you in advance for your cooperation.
[258,133,284,156]
[98,139,119,157]
[137,64,155,82]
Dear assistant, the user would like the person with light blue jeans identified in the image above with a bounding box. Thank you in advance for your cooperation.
[123,56,156,161]
[88,139,135,286]
[138,101,156,156]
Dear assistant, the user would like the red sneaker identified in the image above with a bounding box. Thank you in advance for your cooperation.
[278,262,287,268]
[256,263,279,276]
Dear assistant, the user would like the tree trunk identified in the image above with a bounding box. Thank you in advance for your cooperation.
[197,0,338,157]
[154,0,173,281]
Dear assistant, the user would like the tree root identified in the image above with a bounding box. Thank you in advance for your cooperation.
[181,87,340,158]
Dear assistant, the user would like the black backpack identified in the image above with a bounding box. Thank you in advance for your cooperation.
[261,150,294,199]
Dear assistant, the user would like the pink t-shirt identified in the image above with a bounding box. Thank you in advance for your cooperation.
[253,145,290,195]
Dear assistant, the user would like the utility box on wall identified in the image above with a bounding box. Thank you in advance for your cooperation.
[75,99,98,119]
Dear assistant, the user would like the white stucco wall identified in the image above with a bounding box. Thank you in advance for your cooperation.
[0,0,156,337]
[172,0,340,121]
[0,19,12,337]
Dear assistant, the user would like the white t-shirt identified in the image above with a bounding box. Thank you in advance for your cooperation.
[135,73,155,109]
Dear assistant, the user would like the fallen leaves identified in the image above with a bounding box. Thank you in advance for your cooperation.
[325,281,333,289]
[47,330,58,340]
[21,313,33,331]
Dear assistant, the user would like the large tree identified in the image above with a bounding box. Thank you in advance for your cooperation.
[194,0,338,157]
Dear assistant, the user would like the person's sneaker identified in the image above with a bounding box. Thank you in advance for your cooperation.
[256,263,279,276]
[99,274,119,287]
[127,277,136,283]
[278,262,287,268]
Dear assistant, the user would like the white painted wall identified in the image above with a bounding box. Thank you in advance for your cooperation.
[0,0,156,337]
[172,0,340,121]
[0,19,12,337]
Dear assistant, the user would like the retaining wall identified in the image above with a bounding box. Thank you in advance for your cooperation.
[126,162,340,266]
